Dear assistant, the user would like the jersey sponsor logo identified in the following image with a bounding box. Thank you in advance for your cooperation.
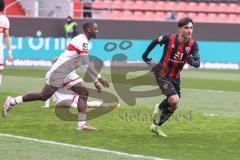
[185,47,190,53]
[83,43,88,50]
[170,59,184,63]
[173,52,184,60]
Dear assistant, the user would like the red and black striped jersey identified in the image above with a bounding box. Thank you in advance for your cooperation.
[157,34,199,78]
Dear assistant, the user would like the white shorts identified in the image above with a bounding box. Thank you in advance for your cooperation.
[0,52,4,70]
[45,55,84,87]
[53,91,78,107]
[45,71,83,89]
[53,91,104,108]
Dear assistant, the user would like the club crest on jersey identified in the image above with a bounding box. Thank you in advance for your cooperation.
[158,35,163,42]
[172,45,175,48]
[185,47,190,53]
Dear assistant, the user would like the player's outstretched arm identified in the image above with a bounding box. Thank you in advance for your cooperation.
[80,54,109,87]
[142,39,158,64]
[86,62,109,87]
[93,80,102,92]
[81,55,101,77]
[98,77,109,87]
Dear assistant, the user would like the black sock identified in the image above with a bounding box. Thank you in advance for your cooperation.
[158,100,173,126]
[153,99,169,125]
[158,98,168,110]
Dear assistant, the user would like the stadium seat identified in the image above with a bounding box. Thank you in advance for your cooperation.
[187,2,198,12]
[132,11,144,20]
[102,0,112,9]
[111,10,122,19]
[93,0,113,9]
[207,13,218,22]
[145,1,155,11]
[197,13,208,22]
[227,3,239,13]
[176,2,188,12]
[112,0,124,10]
[228,14,238,23]
[144,11,155,21]
[187,12,198,20]
[73,0,81,18]
[166,1,177,11]
[197,2,208,12]
[208,3,218,12]
[154,12,167,21]
[218,3,228,12]
[133,1,145,10]
[237,15,240,22]
[121,10,133,20]
[92,0,103,9]
[155,1,167,11]
[124,0,135,10]
[218,13,228,22]
[176,12,187,20]
[100,10,111,19]
[5,0,26,16]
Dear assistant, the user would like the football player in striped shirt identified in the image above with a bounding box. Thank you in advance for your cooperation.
[142,17,200,137]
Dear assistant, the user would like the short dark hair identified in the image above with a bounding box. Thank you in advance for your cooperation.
[178,17,193,27]
[0,0,5,12]
[82,21,96,32]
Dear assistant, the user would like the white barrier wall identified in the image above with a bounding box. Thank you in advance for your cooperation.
[38,0,72,18]
[20,0,39,17]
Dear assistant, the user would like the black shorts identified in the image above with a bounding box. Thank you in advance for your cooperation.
[154,74,181,98]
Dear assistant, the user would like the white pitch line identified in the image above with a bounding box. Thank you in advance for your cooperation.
[184,88,240,94]
[0,133,169,160]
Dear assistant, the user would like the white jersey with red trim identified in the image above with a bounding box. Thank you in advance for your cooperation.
[45,70,83,88]
[44,70,81,106]
[0,14,9,67]
[47,71,113,108]
[46,34,89,87]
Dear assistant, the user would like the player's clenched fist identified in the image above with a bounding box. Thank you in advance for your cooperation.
[94,81,102,92]
[98,78,110,88]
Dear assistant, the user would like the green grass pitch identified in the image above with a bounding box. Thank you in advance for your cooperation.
[0,67,240,160]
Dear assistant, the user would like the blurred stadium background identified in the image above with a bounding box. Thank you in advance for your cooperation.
[0,0,240,160]
[3,0,240,68]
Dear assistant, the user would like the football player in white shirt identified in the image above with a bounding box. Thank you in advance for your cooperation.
[2,21,109,131]
[0,0,13,86]
[43,71,119,109]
